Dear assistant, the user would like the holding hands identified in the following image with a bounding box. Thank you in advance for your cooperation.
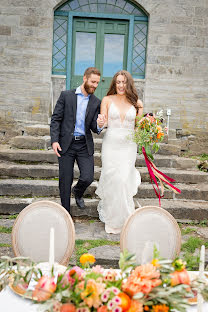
[97,114,106,128]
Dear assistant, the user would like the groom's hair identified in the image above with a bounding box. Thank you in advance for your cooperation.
[84,67,101,79]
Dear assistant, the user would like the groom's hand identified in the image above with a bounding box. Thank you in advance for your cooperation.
[52,142,62,157]
[97,114,106,128]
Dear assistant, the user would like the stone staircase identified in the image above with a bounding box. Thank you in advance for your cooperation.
[0,125,208,220]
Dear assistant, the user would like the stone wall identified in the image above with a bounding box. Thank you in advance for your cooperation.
[0,0,207,153]
[138,0,208,153]
[0,0,54,142]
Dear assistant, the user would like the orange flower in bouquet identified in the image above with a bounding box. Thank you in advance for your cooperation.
[122,263,161,296]
[152,304,169,312]
[170,269,190,286]
[60,303,76,312]
[117,292,131,311]
[32,275,56,301]
[127,299,143,312]
[80,279,105,308]
[1,251,208,312]
[134,111,181,205]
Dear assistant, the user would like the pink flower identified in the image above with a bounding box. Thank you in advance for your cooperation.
[32,275,56,301]
[61,266,84,287]
[112,296,122,305]
[101,290,110,302]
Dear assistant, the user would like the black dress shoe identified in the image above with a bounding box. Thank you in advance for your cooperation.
[72,187,85,209]
[75,196,85,209]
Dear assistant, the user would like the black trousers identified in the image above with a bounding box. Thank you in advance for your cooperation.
[58,138,94,213]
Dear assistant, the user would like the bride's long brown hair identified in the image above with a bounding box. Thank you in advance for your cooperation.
[107,70,139,113]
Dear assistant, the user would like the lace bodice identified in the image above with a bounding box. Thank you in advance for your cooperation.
[107,102,136,130]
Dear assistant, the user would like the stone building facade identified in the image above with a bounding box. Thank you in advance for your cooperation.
[0,0,207,154]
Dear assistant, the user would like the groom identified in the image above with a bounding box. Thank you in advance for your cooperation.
[50,67,105,214]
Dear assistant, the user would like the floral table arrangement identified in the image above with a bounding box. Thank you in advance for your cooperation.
[0,250,208,312]
[133,111,181,205]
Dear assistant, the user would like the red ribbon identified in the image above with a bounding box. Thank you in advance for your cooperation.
[142,147,181,206]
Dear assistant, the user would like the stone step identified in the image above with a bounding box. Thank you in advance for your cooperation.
[0,149,199,169]
[0,162,207,184]
[1,197,208,221]
[10,135,51,150]
[24,124,50,137]
[10,134,180,155]
[0,179,207,201]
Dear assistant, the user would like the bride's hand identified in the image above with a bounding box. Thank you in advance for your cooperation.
[97,114,106,128]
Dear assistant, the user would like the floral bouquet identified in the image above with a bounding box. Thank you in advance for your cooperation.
[134,111,181,205]
[1,251,208,312]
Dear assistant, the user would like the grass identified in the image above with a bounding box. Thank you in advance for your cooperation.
[199,220,208,227]
[7,214,18,219]
[0,214,18,219]
[183,252,200,271]
[75,239,119,265]
[182,237,204,253]
[181,227,196,235]
[0,243,11,247]
[191,154,208,161]
[0,226,12,234]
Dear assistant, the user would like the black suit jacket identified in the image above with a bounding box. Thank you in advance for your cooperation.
[50,89,101,155]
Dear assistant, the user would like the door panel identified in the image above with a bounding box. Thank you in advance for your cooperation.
[103,34,125,77]
[70,18,129,99]
[74,32,96,75]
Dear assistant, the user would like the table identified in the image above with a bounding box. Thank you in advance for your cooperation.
[0,286,208,312]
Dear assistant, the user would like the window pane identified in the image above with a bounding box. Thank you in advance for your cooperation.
[53,17,67,73]
[74,32,96,75]
[103,34,124,77]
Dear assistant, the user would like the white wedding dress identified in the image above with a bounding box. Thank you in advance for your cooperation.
[96,102,141,234]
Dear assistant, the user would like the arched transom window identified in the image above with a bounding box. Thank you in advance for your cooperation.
[52,0,148,93]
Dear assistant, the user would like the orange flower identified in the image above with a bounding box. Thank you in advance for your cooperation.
[80,279,105,308]
[32,275,56,302]
[60,303,76,312]
[144,306,150,311]
[80,253,95,265]
[170,269,190,286]
[152,304,169,312]
[157,132,164,139]
[97,306,108,312]
[122,264,161,296]
[118,292,131,311]
[127,299,143,312]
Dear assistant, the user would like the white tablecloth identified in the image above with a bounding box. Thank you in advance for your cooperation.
[0,286,208,312]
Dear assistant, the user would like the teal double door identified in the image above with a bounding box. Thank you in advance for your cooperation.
[71,17,129,99]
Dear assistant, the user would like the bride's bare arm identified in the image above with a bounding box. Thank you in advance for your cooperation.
[100,96,110,127]
[137,99,143,117]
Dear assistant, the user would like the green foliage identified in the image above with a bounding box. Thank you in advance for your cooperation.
[0,243,11,247]
[0,226,12,234]
[119,249,137,273]
[183,252,200,271]
[134,113,165,160]
[199,219,208,227]
[181,227,196,235]
[182,237,204,253]
[7,214,18,219]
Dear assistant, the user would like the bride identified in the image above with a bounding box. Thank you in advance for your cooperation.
[96,70,143,234]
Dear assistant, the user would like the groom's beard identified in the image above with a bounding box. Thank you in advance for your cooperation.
[83,81,96,94]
